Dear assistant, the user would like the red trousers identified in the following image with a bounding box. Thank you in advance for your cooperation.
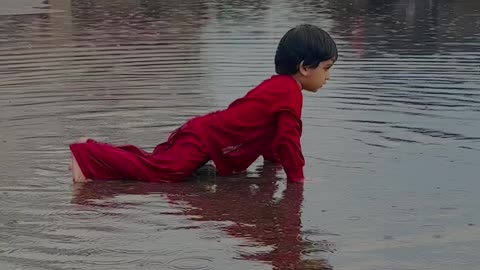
[70,122,209,182]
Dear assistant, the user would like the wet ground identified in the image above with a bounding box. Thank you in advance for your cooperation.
[1,0,480,269]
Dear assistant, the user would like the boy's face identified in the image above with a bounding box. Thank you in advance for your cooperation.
[301,59,334,92]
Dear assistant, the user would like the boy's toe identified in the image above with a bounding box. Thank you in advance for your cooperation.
[75,137,90,143]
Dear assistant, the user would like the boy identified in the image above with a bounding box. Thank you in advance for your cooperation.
[70,24,338,183]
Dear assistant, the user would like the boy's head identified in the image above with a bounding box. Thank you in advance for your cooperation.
[275,24,337,92]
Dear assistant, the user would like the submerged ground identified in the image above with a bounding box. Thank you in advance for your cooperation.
[1,0,479,269]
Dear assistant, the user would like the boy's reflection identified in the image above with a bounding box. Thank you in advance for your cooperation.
[72,163,332,269]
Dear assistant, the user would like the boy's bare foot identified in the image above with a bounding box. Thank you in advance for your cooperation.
[71,154,91,183]
[69,138,91,181]
[74,177,92,183]
[75,137,90,144]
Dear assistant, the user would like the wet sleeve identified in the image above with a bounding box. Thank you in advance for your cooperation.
[270,90,305,182]
[274,111,305,182]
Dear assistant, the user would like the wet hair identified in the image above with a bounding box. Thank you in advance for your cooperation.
[274,24,338,75]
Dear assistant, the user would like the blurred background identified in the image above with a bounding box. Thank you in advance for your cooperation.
[0,0,479,269]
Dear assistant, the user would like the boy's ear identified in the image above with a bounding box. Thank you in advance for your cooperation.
[298,61,309,76]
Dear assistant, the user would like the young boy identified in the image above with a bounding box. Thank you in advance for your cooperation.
[70,24,338,183]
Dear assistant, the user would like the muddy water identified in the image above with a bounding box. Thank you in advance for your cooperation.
[1,0,479,269]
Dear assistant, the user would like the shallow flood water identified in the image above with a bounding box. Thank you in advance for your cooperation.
[1,0,480,269]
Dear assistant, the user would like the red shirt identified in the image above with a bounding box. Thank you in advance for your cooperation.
[192,75,305,182]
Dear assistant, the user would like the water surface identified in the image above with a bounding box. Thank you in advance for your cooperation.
[1,0,480,269]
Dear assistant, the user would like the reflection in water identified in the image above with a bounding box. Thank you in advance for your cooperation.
[72,163,332,269]
[1,0,480,269]
[213,0,270,22]
[329,0,480,55]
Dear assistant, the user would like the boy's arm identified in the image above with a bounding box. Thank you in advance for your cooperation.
[261,145,280,163]
[274,111,305,182]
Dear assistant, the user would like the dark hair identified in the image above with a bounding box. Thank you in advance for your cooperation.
[274,24,338,75]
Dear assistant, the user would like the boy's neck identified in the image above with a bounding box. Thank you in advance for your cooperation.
[290,74,303,90]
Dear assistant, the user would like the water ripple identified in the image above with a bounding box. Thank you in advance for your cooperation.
[1,0,480,270]
[165,256,215,270]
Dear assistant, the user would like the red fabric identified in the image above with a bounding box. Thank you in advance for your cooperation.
[70,75,305,182]
[192,75,305,181]
[70,121,208,182]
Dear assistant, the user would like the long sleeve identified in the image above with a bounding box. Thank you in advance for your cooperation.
[274,111,305,182]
